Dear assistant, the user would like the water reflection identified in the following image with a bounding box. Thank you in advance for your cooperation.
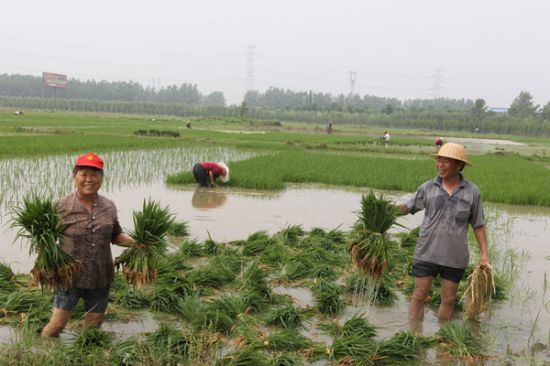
[191,188,228,210]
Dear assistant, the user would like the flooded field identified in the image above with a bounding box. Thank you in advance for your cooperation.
[0,149,549,363]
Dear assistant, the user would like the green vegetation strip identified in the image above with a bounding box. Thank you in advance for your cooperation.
[168,150,550,206]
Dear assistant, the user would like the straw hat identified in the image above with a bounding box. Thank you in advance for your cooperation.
[430,142,472,166]
[217,162,230,182]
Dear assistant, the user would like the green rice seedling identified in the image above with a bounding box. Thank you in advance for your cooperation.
[277,224,305,246]
[116,199,175,288]
[147,322,191,363]
[302,246,344,267]
[461,263,495,320]
[243,231,277,256]
[71,327,112,351]
[329,334,375,361]
[193,308,234,334]
[311,265,337,280]
[11,194,83,290]
[353,338,418,366]
[264,304,312,329]
[389,330,435,353]
[189,263,237,289]
[203,233,223,256]
[159,252,193,272]
[114,289,150,310]
[398,226,420,248]
[149,286,185,314]
[0,261,16,291]
[109,336,143,365]
[260,243,290,267]
[211,251,244,274]
[177,239,204,257]
[241,261,272,302]
[312,279,345,316]
[269,353,305,366]
[341,314,377,339]
[210,294,248,319]
[350,191,402,280]
[216,346,270,366]
[177,295,208,323]
[436,320,484,361]
[263,329,312,351]
[276,258,314,283]
[167,220,189,237]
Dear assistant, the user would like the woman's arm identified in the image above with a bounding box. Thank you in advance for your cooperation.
[113,233,134,247]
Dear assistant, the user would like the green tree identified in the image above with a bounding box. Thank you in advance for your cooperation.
[508,91,539,118]
[538,102,550,121]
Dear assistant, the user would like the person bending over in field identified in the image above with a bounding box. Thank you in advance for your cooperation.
[400,143,489,322]
[41,153,135,337]
[192,162,230,187]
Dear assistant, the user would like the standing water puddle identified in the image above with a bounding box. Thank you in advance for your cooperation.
[0,150,549,362]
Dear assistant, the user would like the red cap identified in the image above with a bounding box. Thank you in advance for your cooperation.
[75,153,104,170]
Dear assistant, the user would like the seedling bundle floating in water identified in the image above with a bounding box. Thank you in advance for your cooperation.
[350,191,402,280]
[115,199,175,288]
[11,195,82,291]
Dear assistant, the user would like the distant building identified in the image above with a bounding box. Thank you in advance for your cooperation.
[488,107,509,113]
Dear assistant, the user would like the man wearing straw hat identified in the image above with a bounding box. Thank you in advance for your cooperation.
[401,143,489,321]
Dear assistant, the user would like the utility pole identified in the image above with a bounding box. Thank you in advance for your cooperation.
[245,45,256,95]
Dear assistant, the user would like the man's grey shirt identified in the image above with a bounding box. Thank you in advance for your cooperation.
[406,175,484,268]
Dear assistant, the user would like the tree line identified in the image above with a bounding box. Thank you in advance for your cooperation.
[1,73,550,136]
[0,74,226,106]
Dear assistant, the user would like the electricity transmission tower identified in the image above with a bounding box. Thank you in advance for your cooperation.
[349,71,357,96]
[430,68,443,99]
[245,45,256,93]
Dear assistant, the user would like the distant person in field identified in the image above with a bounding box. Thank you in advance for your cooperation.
[435,137,444,150]
[400,143,489,322]
[193,162,229,187]
[382,131,390,145]
[41,153,135,337]
[327,121,333,134]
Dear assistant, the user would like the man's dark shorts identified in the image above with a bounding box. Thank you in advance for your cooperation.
[411,259,465,284]
[54,287,110,313]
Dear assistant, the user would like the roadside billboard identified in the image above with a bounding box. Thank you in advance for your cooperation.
[42,72,68,88]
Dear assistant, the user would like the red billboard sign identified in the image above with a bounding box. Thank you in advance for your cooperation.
[43,72,68,88]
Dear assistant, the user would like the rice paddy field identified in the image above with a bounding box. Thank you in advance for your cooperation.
[0,109,549,365]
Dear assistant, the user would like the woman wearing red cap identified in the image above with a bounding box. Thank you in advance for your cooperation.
[192,161,230,187]
[41,153,134,337]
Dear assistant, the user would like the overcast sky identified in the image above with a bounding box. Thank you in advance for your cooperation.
[1,0,548,107]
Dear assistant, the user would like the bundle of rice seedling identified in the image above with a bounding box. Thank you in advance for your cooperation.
[210,294,249,319]
[269,353,305,366]
[217,346,270,366]
[350,191,402,280]
[167,220,189,237]
[312,279,345,316]
[11,195,82,290]
[264,304,312,329]
[398,226,420,248]
[71,328,112,351]
[114,289,150,310]
[277,224,305,246]
[461,263,495,320]
[243,231,277,256]
[436,320,484,361]
[389,330,435,353]
[263,329,312,351]
[0,261,16,292]
[341,314,377,339]
[203,233,223,256]
[329,335,375,361]
[115,199,175,288]
[147,323,191,361]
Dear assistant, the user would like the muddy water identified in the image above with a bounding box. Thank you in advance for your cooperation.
[0,151,549,360]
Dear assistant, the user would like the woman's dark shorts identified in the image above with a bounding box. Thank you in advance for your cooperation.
[54,287,110,313]
[193,164,209,187]
[411,259,465,284]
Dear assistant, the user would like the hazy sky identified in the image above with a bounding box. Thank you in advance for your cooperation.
[1,0,549,107]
